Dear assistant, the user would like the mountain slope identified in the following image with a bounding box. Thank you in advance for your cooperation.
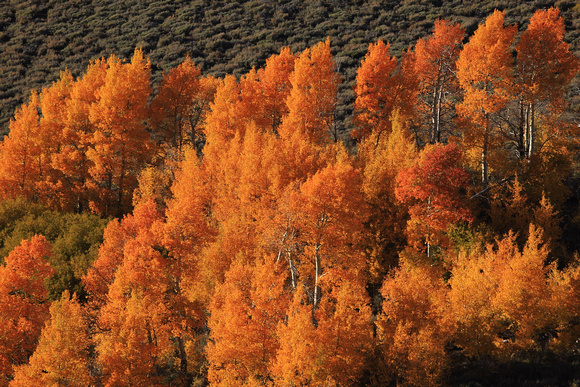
[0,0,578,136]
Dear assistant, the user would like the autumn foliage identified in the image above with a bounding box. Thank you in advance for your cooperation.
[0,7,579,386]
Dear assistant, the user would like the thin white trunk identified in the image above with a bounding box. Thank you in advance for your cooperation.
[528,102,535,157]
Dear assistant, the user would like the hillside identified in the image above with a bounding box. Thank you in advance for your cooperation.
[1,5,580,385]
[1,0,579,137]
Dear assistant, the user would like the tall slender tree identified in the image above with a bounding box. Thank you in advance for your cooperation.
[414,19,465,144]
[10,291,92,387]
[0,236,54,386]
[456,10,517,188]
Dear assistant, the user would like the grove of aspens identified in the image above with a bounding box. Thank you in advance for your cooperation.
[1,5,580,387]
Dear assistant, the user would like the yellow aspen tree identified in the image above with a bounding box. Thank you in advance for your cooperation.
[378,259,450,386]
[10,291,92,387]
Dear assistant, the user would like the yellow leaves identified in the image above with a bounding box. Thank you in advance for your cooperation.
[449,226,558,356]
[11,291,92,387]
[378,259,450,386]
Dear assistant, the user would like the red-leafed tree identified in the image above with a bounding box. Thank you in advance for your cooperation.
[396,143,471,256]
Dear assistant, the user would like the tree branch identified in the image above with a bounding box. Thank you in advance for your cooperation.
[469,174,515,200]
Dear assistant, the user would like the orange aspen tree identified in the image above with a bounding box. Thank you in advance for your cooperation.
[490,225,558,354]
[278,38,340,143]
[456,10,517,188]
[161,146,219,311]
[52,58,108,213]
[448,241,502,359]
[10,291,92,387]
[83,199,163,309]
[86,48,155,216]
[449,227,559,358]
[290,147,368,314]
[35,71,74,209]
[201,126,279,266]
[204,47,294,142]
[353,40,399,140]
[513,7,579,159]
[258,47,296,132]
[353,40,418,141]
[0,93,45,201]
[488,177,563,261]
[378,259,450,386]
[396,143,471,256]
[271,148,372,386]
[273,277,372,386]
[95,200,201,386]
[207,256,290,385]
[203,75,244,147]
[0,236,54,386]
[359,113,418,284]
[150,58,218,154]
[181,48,297,298]
[550,257,580,352]
[414,19,465,144]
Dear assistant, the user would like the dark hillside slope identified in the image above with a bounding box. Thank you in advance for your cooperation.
[0,0,578,137]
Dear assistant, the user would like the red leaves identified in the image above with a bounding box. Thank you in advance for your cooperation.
[396,143,471,251]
